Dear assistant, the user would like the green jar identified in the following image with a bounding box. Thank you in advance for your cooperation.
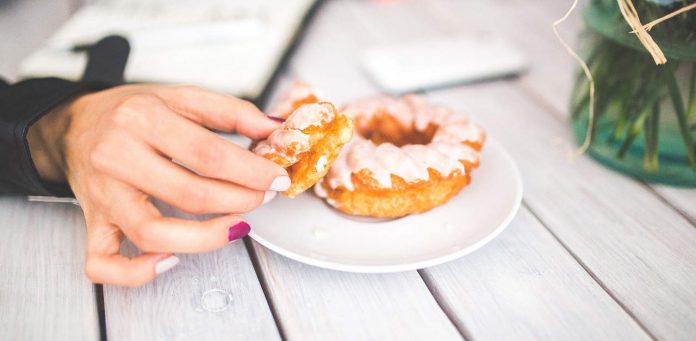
[571,0,696,186]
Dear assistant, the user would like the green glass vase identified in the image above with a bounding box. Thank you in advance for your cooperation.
[571,0,696,187]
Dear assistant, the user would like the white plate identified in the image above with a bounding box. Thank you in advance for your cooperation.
[245,139,522,273]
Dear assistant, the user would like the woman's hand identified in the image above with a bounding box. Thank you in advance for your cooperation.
[28,84,289,287]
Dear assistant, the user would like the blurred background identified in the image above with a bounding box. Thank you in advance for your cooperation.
[3,0,694,184]
[0,0,577,105]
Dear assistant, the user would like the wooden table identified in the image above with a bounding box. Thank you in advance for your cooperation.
[2,0,695,340]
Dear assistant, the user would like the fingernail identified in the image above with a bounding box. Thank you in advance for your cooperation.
[269,175,291,191]
[263,190,277,204]
[228,221,251,242]
[268,116,286,123]
[155,255,180,275]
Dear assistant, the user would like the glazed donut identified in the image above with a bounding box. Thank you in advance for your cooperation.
[254,102,353,198]
[314,95,485,218]
[268,81,320,119]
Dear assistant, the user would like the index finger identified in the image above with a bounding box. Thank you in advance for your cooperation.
[156,85,279,139]
[125,95,289,192]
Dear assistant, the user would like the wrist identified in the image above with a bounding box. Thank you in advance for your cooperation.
[27,100,75,184]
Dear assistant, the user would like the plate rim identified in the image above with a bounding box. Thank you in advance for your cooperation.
[248,138,523,273]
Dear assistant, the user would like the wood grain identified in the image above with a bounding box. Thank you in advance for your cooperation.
[250,241,463,341]
[652,186,696,224]
[268,1,665,339]
[0,197,99,341]
[281,0,381,103]
[103,204,280,341]
[354,2,696,337]
[257,2,650,340]
[421,207,650,340]
[426,83,696,340]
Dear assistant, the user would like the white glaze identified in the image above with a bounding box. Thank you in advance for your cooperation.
[268,81,317,118]
[432,120,484,145]
[342,96,414,130]
[285,103,335,130]
[313,180,328,197]
[254,129,310,163]
[318,95,484,193]
[269,129,310,151]
[429,142,479,164]
[315,155,328,173]
[401,144,464,176]
[326,143,355,191]
[253,140,275,157]
[374,143,430,184]
[254,103,335,162]
[405,94,456,131]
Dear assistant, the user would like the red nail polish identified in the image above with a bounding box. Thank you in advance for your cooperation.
[268,116,286,123]
[228,221,251,242]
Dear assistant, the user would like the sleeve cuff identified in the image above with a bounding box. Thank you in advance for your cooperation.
[0,77,113,196]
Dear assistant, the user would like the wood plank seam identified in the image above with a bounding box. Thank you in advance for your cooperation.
[418,199,654,340]
[103,202,282,340]
[243,237,289,341]
[522,202,659,341]
[94,284,107,341]
[514,79,696,229]
[248,240,464,340]
[417,270,473,340]
[641,185,696,227]
[0,198,101,341]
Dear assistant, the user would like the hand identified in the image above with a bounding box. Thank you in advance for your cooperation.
[28,84,289,287]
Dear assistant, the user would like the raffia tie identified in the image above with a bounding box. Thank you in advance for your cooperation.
[553,0,696,155]
[617,0,666,64]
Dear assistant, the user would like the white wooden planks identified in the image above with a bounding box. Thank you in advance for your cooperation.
[250,241,463,341]
[255,2,647,339]
[413,2,696,337]
[271,1,668,339]
[103,204,280,341]
[421,208,650,340]
[652,186,696,224]
[0,197,100,341]
[419,0,579,123]
[0,2,100,341]
[427,83,696,340]
[282,0,381,103]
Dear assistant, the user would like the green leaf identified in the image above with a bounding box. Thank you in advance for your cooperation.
[643,103,660,172]
[666,70,696,168]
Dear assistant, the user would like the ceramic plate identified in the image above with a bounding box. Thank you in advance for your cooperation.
[245,139,522,273]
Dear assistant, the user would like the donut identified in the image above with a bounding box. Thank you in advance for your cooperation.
[314,95,485,218]
[267,81,320,119]
[254,101,353,198]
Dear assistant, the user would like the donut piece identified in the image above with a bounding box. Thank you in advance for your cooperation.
[267,81,320,119]
[315,95,485,218]
[254,102,353,198]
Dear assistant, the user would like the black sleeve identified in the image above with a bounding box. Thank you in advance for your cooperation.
[0,78,111,196]
[0,35,129,197]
